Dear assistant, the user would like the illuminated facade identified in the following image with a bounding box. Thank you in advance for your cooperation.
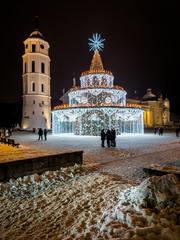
[21,29,51,130]
[127,89,171,128]
[52,34,144,135]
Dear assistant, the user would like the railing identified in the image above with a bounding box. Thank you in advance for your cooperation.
[53,103,142,110]
[70,85,124,91]
[81,69,113,76]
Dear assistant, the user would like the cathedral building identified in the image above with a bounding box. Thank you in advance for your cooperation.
[21,28,51,130]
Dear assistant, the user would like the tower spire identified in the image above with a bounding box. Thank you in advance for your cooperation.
[72,72,76,87]
[35,16,39,30]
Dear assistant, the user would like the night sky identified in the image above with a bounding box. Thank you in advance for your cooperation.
[0,0,179,115]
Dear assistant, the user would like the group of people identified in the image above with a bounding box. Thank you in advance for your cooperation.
[0,128,13,138]
[154,127,164,136]
[154,127,180,137]
[101,128,116,148]
[38,128,48,141]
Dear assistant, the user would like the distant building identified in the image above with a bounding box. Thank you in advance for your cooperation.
[21,28,51,130]
[127,88,171,128]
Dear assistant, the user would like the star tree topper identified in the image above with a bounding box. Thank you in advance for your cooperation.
[88,33,105,51]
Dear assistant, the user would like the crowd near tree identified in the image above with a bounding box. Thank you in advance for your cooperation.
[100,128,116,148]
[154,126,180,137]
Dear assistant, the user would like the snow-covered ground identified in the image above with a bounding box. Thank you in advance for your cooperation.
[0,132,180,239]
[2,131,180,182]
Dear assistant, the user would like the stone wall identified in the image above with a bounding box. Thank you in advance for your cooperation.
[0,151,83,181]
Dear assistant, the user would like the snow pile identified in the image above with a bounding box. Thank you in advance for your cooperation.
[149,163,180,174]
[1,164,180,239]
[0,167,129,239]
[0,164,85,199]
[99,174,180,239]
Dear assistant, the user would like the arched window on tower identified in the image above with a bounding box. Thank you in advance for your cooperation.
[24,62,27,73]
[32,61,35,72]
[32,44,36,52]
[32,82,35,92]
[41,84,44,92]
[41,62,45,73]
[24,78,28,94]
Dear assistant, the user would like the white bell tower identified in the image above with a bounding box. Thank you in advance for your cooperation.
[21,27,51,130]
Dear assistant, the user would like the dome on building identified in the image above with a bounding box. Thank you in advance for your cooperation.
[142,88,157,101]
[29,30,44,39]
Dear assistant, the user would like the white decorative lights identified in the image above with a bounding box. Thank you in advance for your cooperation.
[88,33,105,51]
[52,34,144,135]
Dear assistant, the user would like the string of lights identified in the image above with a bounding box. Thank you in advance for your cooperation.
[52,33,144,135]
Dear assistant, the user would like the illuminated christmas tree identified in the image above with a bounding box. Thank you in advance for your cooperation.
[52,33,144,135]
[90,49,104,72]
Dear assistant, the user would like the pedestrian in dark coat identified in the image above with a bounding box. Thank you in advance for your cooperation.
[154,127,157,135]
[158,127,163,136]
[44,128,47,141]
[100,129,106,147]
[176,127,180,137]
[111,128,116,147]
[38,128,43,141]
[106,129,111,147]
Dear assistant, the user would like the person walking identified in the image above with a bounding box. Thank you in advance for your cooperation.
[44,128,47,141]
[5,129,9,138]
[106,129,111,147]
[154,127,157,135]
[100,129,106,147]
[160,127,164,136]
[111,128,116,147]
[38,128,43,141]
